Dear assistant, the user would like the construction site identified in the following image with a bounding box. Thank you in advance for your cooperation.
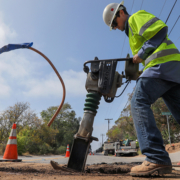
[0,0,180,179]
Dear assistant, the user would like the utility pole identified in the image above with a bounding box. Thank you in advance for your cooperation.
[166,115,171,145]
[100,134,105,146]
[162,112,172,145]
[105,118,113,132]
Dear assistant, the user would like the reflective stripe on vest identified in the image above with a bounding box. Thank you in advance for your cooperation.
[145,49,180,66]
[139,17,159,36]
[128,23,134,36]
[163,39,173,46]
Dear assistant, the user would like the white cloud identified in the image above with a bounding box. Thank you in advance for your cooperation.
[0,12,17,47]
[0,12,87,99]
[0,12,18,97]
[67,57,78,63]
[0,76,11,97]
[22,70,87,98]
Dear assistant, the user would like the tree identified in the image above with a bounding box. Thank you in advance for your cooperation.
[0,102,42,144]
[40,103,81,150]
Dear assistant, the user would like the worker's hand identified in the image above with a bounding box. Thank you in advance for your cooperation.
[133,54,143,64]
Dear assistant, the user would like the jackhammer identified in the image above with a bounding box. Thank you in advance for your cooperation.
[67,54,141,172]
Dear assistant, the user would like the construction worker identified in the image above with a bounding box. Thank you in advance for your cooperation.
[103,1,180,177]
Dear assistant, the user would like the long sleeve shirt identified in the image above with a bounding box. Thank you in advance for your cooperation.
[125,15,180,84]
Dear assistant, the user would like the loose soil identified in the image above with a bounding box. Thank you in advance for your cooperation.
[0,161,179,180]
[166,142,180,154]
[0,143,179,180]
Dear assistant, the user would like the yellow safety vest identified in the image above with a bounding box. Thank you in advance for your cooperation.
[128,10,180,71]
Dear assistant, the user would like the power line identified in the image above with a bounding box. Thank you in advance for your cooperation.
[175,36,180,43]
[130,0,135,13]
[140,0,144,10]
[112,0,135,119]
[117,0,135,70]
[158,0,167,18]
[165,0,177,24]
[168,15,180,37]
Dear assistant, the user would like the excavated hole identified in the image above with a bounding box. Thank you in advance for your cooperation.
[85,162,141,174]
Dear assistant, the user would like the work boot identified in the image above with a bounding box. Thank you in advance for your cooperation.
[130,160,172,176]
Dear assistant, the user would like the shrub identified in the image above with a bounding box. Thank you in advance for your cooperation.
[55,146,66,155]
[39,143,53,154]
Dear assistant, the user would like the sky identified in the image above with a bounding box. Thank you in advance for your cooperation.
[0,0,179,151]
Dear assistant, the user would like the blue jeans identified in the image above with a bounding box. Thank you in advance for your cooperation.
[131,77,180,166]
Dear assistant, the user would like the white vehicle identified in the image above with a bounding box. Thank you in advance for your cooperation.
[103,141,115,156]
[115,139,138,156]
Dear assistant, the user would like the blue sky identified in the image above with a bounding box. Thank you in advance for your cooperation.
[0,0,179,151]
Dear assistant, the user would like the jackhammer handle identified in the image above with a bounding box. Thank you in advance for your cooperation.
[84,57,133,67]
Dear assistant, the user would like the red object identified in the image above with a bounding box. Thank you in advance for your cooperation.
[111,8,114,11]
[177,162,180,165]
[89,151,91,155]
[3,124,18,160]
[65,144,70,158]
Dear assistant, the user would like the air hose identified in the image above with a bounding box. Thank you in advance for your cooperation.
[0,43,66,127]
[29,47,66,127]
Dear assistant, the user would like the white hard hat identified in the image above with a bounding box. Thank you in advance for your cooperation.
[103,1,124,30]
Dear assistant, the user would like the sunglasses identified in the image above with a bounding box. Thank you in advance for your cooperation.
[111,18,118,29]
[111,11,120,29]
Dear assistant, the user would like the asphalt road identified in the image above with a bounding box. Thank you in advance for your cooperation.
[0,151,179,165]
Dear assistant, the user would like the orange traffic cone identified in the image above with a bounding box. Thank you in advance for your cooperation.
[93,152,94,155]
[65,144,70,158]
[89,151,91,155]
[1,124,22,162]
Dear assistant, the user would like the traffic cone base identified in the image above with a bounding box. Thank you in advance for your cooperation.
[3,144,18,159]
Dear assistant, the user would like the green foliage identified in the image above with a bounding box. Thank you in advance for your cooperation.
[0,102,81,155]
[17,134,27,155]
[55,146,66,155]
[39,143,53,155]
[0,102,42,144]
[40,103,81,150]
[151,98,180,144]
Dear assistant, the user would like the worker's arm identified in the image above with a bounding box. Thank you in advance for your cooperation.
[138,26,168,60]
[133,26,168,63]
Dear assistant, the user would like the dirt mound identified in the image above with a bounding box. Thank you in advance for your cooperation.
[166,142,180,153]
[85,162,139,174]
